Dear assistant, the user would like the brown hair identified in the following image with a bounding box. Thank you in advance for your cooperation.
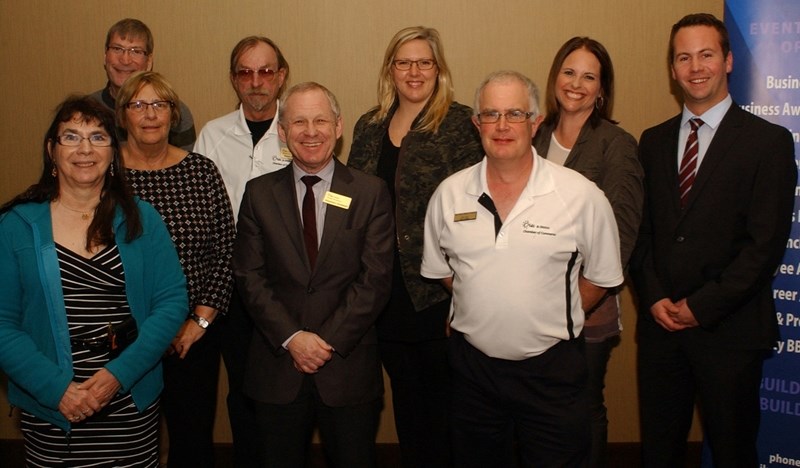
[229,36,290,98]
[115,71,182,130]
[668,13,730,64]
[105,18,153,55]
[1,95,141,248]
[542,37,617,128]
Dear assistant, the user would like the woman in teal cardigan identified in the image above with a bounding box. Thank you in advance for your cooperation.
[0,96,187,466]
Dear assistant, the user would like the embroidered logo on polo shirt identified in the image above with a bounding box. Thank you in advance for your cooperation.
[522,220,555,236]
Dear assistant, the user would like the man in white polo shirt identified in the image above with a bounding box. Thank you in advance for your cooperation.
[422,70,623,467]
[193,36,291,468]
[194,36,292,222]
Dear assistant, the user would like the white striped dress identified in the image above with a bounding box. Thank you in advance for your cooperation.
[20,242,160,467]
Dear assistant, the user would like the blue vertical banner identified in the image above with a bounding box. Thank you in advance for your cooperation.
[725,1,800,466]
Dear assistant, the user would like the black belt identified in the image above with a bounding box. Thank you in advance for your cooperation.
[70,336,109,351]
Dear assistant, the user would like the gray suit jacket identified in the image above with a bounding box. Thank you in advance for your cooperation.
[534,119,642,266]
[233,158,394,406]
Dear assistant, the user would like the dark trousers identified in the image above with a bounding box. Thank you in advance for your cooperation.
[380,338,451,468]
[585,336,619,468]
[162,319,221,468]
[449,332,590,468]
[638,319,765,468]
[221,291,261,468]
[253,376,381,468]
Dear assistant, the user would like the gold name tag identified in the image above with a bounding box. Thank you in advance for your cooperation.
[323,191,352,209]
[454,212,477,222]
[279,147,293,160]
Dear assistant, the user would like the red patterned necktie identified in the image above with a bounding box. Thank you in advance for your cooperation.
[301,175,321,268]
[678,118,704,208]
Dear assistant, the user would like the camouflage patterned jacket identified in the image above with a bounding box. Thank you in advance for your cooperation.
[348,102,483,312]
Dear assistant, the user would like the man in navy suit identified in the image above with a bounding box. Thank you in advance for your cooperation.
[233,82,394,467]
[632,13,796,467]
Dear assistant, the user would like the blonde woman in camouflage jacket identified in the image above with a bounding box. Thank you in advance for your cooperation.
[347,26,483,468]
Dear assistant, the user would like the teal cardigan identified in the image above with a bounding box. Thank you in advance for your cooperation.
[0,199,187,431]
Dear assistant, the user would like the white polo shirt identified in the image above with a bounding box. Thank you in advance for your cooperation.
[422,149,623,360]
[194,101,292,221]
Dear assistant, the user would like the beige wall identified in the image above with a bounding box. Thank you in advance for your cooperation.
[0,0,721,443]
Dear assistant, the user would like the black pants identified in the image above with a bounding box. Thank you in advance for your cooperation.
[380,338,451,468]
[585,336,620,468]
[638,319,765,468]
[449,332,590,468]
[220,291,261,468]
[162,319,221,468]
[253,376,381,468]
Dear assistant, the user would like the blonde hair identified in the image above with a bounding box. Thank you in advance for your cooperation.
[372,26,454,133]
[278,82,341,129]
[115,71,182,130]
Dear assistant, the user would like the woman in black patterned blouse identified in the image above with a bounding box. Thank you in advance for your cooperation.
[116,71,236,468]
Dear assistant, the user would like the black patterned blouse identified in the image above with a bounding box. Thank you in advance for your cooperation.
[126,152,235,314]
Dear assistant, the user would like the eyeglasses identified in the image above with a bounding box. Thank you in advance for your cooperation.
[56,133,112,147]
[106,46,149,60]
[392,59,436,71]
[125,100,174,113]
[476,110,535,124]
[234,68,278,81]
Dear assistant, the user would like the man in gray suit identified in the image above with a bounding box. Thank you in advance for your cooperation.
[233,82,394,467]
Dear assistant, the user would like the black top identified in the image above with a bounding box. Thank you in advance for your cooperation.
[246,118,273,147]
[374,133,449,342]
[126,152,235,313]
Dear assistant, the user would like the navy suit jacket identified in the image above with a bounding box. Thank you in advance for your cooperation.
[631,103,796,349]
[233,158,394,406]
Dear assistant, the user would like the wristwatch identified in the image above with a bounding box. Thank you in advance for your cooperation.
[190,313,210,329]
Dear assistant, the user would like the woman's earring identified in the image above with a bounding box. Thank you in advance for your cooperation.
[595,96,605,110]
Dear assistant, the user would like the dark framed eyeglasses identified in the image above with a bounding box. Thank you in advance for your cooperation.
[476,110,535,124]
[125,100,174,113]
[55,133,112,147]
[392,59,436,71]
[106,45,150,60]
